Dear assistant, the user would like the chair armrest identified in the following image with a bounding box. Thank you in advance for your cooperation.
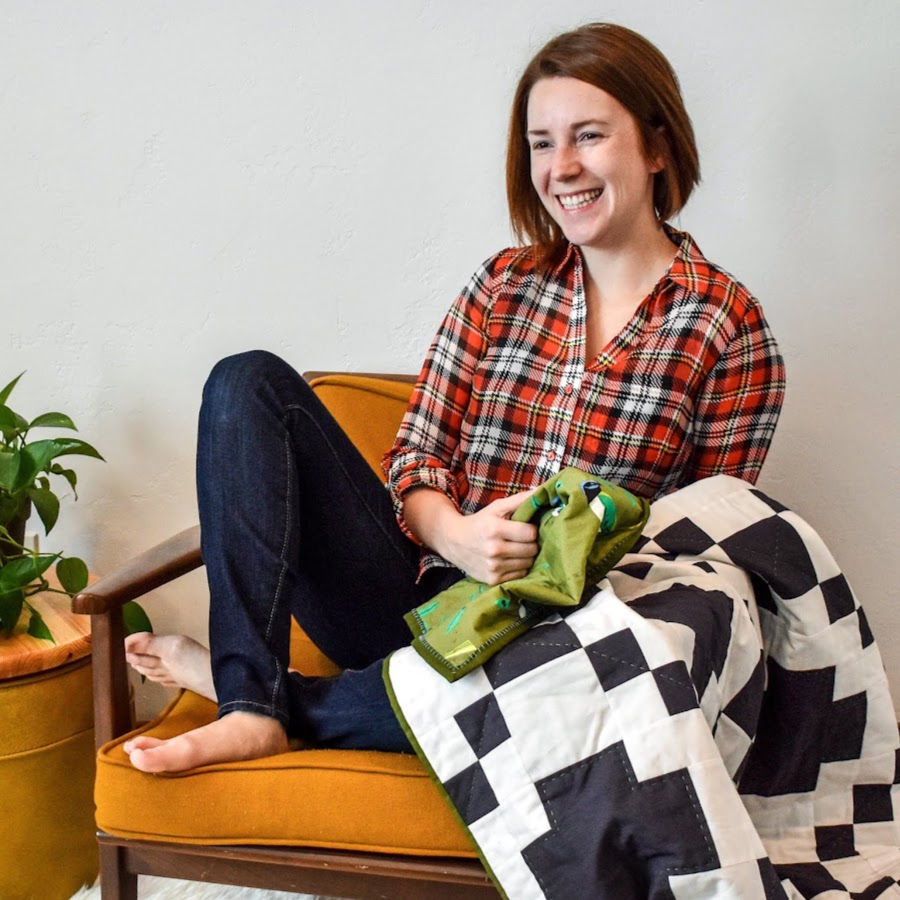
[71,525,203,615]
[71,525,203,748]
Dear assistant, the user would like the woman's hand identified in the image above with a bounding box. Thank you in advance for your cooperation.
[402,488,538,586]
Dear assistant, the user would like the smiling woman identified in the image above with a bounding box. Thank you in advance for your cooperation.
[504,23,706,356]
[117,19,796,898]
[123,17,785,773]
[507,23,699,267]
[526,77,666,251]
[525,76,678,354]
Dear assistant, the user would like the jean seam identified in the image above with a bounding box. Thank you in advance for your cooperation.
[261,428,295,714]
[264,430,293,643]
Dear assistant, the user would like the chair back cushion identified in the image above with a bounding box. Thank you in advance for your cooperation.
[307,374,414,477]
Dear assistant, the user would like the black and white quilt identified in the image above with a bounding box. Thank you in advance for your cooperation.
[386,475,900,899]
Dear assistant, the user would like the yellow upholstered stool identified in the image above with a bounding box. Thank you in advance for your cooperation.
[0,588,99,900]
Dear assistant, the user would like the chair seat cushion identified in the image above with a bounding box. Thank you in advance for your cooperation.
[95,690,476,857]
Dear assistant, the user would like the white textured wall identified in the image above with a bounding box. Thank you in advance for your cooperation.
[3,0,898,719]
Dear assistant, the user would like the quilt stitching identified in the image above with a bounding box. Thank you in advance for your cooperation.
[388,476,900,899]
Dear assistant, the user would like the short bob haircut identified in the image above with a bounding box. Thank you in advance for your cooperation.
[507,23,700,267]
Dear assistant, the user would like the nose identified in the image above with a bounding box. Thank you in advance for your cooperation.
[551,144,581,181]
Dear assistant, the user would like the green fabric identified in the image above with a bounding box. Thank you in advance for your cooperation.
[405,467,650,681]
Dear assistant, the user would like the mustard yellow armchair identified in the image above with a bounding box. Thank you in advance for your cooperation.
[73,373,496,900]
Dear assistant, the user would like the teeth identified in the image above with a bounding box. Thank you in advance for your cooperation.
[558,189,602,210]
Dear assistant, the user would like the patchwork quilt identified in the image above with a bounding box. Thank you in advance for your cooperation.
[386,475,900,899]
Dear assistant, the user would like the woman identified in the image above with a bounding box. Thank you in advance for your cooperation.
[123,22,784,774]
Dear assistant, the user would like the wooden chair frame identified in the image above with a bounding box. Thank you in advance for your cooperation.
[72,372,497,900]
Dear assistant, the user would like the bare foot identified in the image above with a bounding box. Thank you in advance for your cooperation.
[124,633,216,702]
[123,711,289,773]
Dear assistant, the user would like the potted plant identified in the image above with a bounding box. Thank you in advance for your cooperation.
[0,372,149,640]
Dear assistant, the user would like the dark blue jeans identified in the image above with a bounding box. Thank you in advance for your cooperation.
[197,351,461,752]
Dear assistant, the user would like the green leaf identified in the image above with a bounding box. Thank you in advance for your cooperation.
[56,556,89,593]
[28,412,77,430]
[26,486,60,534]
[50,465,78,497]
[1,409,28,440]
[0,404,19,436]
[0,448,20,491]
[26,606,55,643]
[15,439,104,492]
[0,589,24,635]
[0,373,24,407]
[122,600,153,637]
[25,436,104,467]
[0,553,58,592]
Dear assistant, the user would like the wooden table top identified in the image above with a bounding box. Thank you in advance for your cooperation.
[0,575,92,680]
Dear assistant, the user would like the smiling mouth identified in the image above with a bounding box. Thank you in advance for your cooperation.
[558,188,603,210]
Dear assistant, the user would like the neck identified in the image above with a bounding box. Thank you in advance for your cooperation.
[579,218,677,306]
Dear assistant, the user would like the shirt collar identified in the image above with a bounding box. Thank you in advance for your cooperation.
[558,225,707,294]
[661,225,707,292]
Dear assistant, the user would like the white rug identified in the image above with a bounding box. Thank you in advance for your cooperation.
[70,876,340,899]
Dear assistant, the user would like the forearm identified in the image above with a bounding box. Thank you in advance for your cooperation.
[402,486,538,586]
[401,487,464,564]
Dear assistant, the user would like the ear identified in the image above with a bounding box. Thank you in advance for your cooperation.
[647,126,667,174]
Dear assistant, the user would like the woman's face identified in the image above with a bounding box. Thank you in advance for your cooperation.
[526,77,662,252]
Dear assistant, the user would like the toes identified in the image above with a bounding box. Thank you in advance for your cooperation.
[126,651,161,669]
[125,653,165,682]
[123,736,164,754]
[129,733,200,773]
[124,631,154,654]
[129,746,170,773]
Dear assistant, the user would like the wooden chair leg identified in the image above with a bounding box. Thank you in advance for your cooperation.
[99,843,137,900]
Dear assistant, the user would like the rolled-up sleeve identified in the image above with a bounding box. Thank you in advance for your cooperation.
[382,256,495,542]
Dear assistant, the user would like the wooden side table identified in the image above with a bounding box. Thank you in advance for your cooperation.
[0,582,99,899]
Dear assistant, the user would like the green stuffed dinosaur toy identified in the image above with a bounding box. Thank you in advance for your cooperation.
[404,467,650,681]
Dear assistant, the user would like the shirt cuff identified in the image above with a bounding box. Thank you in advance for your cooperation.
[390,466,461,545]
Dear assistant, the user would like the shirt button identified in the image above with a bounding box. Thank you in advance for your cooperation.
[547,450,557,462]
[564,384,573,396]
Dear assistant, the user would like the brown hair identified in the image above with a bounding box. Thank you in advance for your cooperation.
[506,23,700,266]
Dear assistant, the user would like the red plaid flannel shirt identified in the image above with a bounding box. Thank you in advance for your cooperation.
[384,230,785,573]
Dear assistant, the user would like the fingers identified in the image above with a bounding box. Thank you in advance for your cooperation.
[487,489,537,518]
[461,522,538,585]
[483,494,539,544]
[439,489,542,584]
[478,560,534,586]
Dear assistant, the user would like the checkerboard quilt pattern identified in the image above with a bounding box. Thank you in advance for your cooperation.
[388,476,900,899]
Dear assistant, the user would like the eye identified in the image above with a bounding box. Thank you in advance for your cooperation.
[530,139,551,152]
[578,131,604,142]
